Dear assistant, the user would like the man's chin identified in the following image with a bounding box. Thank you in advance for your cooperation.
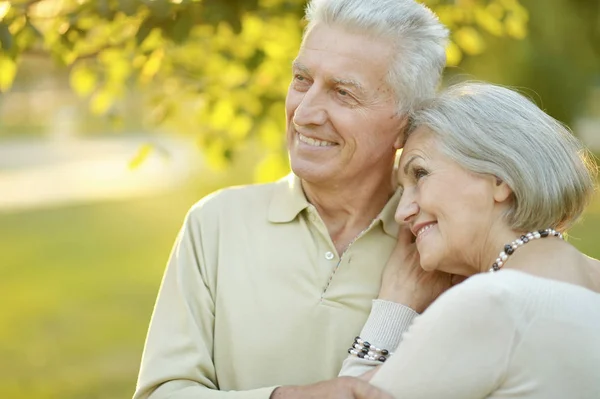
[290,161,333,184]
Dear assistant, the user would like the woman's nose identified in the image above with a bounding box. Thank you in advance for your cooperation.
[395,190,419,224]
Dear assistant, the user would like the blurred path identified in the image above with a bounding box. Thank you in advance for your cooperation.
[0,135,202,213]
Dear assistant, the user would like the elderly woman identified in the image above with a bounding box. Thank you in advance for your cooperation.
[340,82,600,398]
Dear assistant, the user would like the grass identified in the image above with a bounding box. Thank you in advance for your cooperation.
[0,174,240,399]
[1,178,599,399]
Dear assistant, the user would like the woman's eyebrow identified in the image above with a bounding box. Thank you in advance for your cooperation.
[402,155,422,175]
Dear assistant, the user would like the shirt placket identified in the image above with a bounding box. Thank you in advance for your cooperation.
[305,205,378,299]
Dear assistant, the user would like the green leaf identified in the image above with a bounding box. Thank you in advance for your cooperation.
[201,0,243,33]
[167,11,194,44]
[136,17,155,45]
[90,88,114,115]
[144,0,173,19]
[246,48,266,71]
[70,64,97,97]
[0,2,10,22]
[0,54,16,92]
[95,0,113,19]
[254,153,289,183]
[14,20,42,49]
[0,22,12,50]
[119,0,140,16]
[128,143,154,170]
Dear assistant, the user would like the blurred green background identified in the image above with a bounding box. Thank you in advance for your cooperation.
[1,0,599,398]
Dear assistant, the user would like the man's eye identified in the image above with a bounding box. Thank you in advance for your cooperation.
[335,88,359,105]
[294,74,306,81]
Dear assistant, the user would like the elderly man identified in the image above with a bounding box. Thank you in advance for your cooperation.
[133,0,448,398]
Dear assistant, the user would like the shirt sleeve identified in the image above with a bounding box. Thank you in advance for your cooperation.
[339,300,418,377]
[368,277,518,399]
[133,207,277,399]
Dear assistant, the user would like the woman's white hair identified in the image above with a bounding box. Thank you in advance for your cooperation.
[303,0,448,114]
[409,82,598,231]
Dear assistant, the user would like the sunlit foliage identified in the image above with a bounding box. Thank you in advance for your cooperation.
[0,0,528,180]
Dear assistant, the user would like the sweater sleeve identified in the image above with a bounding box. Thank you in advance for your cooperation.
[133,207,277,399]
[339,300,418,377]
[368,276,517,399]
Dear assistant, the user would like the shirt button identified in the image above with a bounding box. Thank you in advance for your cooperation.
[325,251,335,260]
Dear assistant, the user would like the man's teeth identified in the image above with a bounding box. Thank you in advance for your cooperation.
[417,224,436,236]
[298,133,335,147]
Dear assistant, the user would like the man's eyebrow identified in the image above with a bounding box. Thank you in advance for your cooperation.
[330,77,366,95]
[292,61,365,95]
[292,60,310,74]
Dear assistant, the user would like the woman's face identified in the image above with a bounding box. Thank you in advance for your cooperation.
[395,127,509,276]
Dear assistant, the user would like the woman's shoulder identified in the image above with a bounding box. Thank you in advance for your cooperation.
[460,268,600,297]
[422,272,516,320]
[440,269,600,321]
[428,270,543,318]
[441,270,522,301]
[451,268,576,295]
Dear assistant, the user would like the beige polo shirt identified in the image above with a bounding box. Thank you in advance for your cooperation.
[134,173,401,399]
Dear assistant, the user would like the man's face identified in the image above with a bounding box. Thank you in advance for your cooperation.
[285,23,404,185]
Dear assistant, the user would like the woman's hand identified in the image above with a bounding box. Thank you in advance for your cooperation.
[378,225,460,313]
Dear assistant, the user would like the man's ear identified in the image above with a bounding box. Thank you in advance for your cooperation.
[394,116,410,149]
[393,135,403,150]
[493,176,513,203]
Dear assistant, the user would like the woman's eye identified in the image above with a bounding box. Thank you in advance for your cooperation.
[413,168,428,180]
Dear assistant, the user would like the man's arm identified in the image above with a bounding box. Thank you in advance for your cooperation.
[270,378,393,399]
[133,208,278,399]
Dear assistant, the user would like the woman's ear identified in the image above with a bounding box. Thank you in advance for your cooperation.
[493,176,513,203]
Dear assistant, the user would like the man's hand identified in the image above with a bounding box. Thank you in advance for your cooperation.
[270,377,393,399]
[358,367,380,382]
[378,225,458,313]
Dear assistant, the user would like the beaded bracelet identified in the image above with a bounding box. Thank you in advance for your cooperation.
[347,336,393,363]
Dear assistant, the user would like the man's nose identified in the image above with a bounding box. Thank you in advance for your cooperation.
[292,87,327,127]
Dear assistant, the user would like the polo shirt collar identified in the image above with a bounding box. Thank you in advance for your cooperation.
[268,173,401,239]
[379,187,402,238]
[268,173,310,223]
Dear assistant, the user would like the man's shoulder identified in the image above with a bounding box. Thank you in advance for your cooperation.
[187,180,282,220]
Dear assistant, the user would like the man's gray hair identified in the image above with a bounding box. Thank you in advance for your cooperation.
[409,82,598,231]
[303,0,448,114]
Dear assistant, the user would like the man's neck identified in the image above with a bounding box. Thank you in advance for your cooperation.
[301,173,396,255]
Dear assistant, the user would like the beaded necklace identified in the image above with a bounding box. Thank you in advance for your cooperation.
[490,228,564,273]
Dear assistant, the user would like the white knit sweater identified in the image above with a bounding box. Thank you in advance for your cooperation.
[340,269,600,399]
